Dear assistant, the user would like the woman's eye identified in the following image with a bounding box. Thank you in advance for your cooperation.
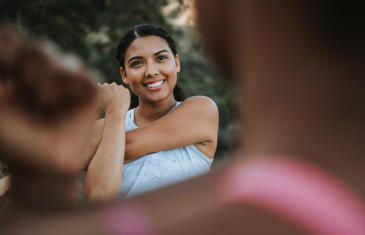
[157,55,168,62]
[130,60,143,67]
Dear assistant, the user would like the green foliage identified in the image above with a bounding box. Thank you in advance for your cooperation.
[0,0,239,160]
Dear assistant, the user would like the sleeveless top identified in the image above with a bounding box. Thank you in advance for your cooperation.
[119,102,213,198]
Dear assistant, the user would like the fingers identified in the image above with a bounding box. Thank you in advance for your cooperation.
[97,82,130,114]
[97,82,130,97]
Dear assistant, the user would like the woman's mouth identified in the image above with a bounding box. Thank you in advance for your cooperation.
[143,80,166,90]
[145,80,164,88]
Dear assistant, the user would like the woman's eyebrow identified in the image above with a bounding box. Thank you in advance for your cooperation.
[154,50,168,56]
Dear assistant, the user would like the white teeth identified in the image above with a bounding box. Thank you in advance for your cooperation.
[145,80,164,88]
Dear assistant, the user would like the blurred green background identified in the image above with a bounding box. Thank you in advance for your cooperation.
[0,0,240,173]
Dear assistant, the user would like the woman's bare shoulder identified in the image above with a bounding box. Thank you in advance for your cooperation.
[177,96,219,116]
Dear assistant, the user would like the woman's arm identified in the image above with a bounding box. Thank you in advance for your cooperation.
[125,96,219,161]
[85,96,219,164]
[83,83,130,202]
[84,96,218,165]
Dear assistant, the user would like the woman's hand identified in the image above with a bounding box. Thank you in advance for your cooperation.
[97,82,130,116]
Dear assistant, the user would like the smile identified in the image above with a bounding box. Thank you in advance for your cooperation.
[144,80,165,88]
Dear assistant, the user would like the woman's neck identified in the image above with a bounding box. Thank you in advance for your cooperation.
[134,96,177,127]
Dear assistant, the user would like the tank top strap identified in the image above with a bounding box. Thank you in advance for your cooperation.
[126,101,181,130]
[168,101,182,113]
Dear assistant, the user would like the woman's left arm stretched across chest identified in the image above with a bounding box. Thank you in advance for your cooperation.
[125,96,219,161]
[86,95,218,163]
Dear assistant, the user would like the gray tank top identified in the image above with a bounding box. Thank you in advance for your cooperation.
[119,102,213,198]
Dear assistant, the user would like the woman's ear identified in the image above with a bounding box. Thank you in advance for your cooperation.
[120,67,129,84]
[175,54,181,73]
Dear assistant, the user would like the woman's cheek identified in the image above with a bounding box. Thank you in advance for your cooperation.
[161,63,178,76]
[128,70,144,83]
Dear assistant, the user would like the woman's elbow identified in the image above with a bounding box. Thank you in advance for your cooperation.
[84,182,120,203]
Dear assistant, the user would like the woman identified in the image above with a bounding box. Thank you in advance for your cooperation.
[84,24,219,201]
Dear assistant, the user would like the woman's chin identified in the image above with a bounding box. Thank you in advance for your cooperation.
[142,92,173,104]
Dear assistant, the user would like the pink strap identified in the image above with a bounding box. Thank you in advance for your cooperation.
[101,202,155,235]
[219,157,365,235]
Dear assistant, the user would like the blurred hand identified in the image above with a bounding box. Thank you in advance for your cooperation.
[0,25,99,175]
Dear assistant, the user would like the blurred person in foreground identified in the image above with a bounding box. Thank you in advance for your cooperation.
[1,0,365,234]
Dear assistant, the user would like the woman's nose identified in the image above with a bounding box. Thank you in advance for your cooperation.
[145,62,159,77]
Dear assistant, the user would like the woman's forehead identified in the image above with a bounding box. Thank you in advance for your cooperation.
[125,36,171,58]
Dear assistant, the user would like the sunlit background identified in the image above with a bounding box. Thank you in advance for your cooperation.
[0,0,240,177]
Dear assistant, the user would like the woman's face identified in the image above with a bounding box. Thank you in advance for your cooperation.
[120,35,180,104]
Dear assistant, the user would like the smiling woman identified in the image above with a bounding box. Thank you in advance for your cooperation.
[84,24,219,201]
[121,35,180,108]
